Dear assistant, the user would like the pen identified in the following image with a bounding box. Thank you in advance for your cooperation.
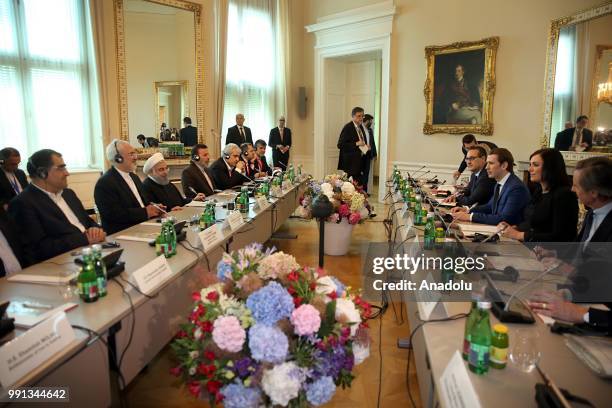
[151,203,167,214]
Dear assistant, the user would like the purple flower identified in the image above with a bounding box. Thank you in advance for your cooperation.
[246,281,294,326]
[331,277,346,297]
[234,357,257,378]
[313,343,354,379]
[305,376,336,406]
[220,382,261,408]
[248,324,289,363]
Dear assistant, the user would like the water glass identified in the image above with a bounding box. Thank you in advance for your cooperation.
[509,329,541,373]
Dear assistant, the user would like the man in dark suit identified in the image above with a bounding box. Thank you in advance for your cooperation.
[181,144,217,199]
[8,149,106,263]
[143,153,205,210]
[136,134,159,148]
[209,143,247,190]
[361,114,378,193]
[179,117,198,147]
[444,146,495,207]
[337,107,370,181]
[554,115,593,152]
[94,140,164,234]
[225,113,253,146]
[268,116,292,170]
[254,139,272,175]
[453,134,498,180]
[0,205,25,275]
[452,148,530,225]
[0,147,28,209]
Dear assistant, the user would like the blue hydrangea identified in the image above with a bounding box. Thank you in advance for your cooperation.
[246,281,294,325]
[331,277,346,297]
[305,376,336,406]
[220,382,261,408]
[217,259,233,281]
[248,324,288,363]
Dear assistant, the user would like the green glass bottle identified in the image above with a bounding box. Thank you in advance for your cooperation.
[199,208,208,231]
[288,164,295,183]
[462,299,478,360]
[414,197,423,225]
[468,301,492,375]
[423,213,435,250]
[167,217,177,256]
[77,248,98,303]
[91,244,107,298]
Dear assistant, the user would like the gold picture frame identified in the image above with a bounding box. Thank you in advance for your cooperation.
[423,36,499,135]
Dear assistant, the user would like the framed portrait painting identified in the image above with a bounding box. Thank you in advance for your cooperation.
[423,37,499,135]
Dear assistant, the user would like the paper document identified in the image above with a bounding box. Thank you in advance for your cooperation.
[7,300,78,328]
[116,232,158,243]
[487,256,545,272]
[457,222,499,235]
[7,270,77,285]
[565,335,612,378]
[434,198,456,207]
[185,200,207,207]
[358,145,369,155]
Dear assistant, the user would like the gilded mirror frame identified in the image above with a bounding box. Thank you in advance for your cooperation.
[540,2,612,147]
[113,0,205,142]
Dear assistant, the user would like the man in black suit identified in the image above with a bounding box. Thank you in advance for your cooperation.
[444,146,495,207]
[254,139,272,175]
[337,107,369,181]
[453,134,498,180]
[209,143,246,190]
[225,113,253,146]
[554,115,593,152]
[361,114,378,192]
[179,117,198,147]
[8,149,106,263]
[143,153,205,210]
[0,147,28,209]
[0,205,25,275]
[269,116,292,170]
[181,144,217,199]
[94,140,164,234]
[136,134,159,148]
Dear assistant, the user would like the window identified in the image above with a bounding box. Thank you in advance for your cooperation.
[0,0,102,169]
[222,0,280,148]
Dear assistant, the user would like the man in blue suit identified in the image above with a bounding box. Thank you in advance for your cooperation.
[452,148,530,225]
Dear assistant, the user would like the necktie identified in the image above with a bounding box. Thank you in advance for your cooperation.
[580,210,594,243]
[492,183,501,213]
[239,127,245,141]
[280,128,284,143]
[9,175,20,194]
[356,126,364,143]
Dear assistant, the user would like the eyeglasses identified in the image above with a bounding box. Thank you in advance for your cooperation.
[465,156,480,162]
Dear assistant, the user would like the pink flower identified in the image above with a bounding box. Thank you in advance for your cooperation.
[212,316,246,353]
[188,381,201,397]
[169,366,182,376]
[338,203,350,217]
[348,212,361,225]
[328,213,340,223]
[290,304,322,336]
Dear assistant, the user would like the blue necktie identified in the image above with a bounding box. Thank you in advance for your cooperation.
[492,183,501,214]
[580,210,594,244]
[9,175,20,194]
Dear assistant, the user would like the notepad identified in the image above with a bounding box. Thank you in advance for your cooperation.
[185,200,207,207]
[7,300,78,329]
[116,232,158,243]
[565,334,612,378]
[457,222,499,235]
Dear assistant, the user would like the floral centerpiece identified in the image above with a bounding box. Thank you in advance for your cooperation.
[171,243,372,407]
[297,174,371,225]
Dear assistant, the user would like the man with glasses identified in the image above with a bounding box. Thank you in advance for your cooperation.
[210,143,246,190]
[8,149,106,263]
[269,116,292,170]
[444,145,495,207]
[94,140,164,234]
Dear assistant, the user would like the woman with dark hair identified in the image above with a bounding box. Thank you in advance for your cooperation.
[499,148,578,242]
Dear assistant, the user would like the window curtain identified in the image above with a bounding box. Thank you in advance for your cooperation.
[221,0,288,150]
[551,25,580,143]
[212,0,229,159]
[0,0,103,169]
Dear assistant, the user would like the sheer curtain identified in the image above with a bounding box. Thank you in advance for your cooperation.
[0,0,102,169]
[551,26,578,142]
[221,0,287,148]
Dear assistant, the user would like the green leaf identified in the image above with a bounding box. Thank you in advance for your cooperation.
[317,300,336,338]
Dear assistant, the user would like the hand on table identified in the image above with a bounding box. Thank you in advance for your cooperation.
[85,227,106,244]
[528,290,587,323]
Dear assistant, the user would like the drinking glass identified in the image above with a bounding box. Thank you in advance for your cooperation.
[510,329,541,373]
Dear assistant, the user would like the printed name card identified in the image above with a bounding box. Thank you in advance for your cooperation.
[227,210,245,231]
[0,312,76,388]
[253,196,269,211]
[440,351,482,408]
[132,255,173,295]
[199,225,224,252]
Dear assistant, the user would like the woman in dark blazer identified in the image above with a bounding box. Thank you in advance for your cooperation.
[499,148,578,242]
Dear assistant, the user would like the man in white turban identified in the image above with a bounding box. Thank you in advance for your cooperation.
[142,153,205,210]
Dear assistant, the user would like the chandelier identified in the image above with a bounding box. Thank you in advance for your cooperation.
[597,62,612,105]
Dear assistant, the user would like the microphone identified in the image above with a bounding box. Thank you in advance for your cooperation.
[410,167,428,180]
[277,160,288,169]
[426,174,439,183]
[406,165,425,180]
[503,260,560,312]
[237,170,257,184]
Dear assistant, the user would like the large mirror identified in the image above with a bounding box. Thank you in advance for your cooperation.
[114,0,204,145]
[542,3,612,152]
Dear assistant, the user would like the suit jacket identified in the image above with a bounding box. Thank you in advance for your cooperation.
[364,126,377,159]
[456,169,496,207]
[226,125,253,146]
[518,185,578,242]
[209,157,245,190]
[269,127,292,168]
[8,185,97,263]
[139,137,159,148]
[94,167,150,234]
[577,208,612,243]
[337,121,367,177]
[554,127,593,151]
[254,155,272,175]
[181,162,216,199]
[471,173,531,225]
[180,126,198,147]
[143,177,188,209]
[0,169,28,207]
[0,206,26,274]
[458,140,498,173]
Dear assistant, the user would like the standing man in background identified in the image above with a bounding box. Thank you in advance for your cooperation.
[361,114,377,193]
[269,116,292,170]
[0,147,28,210]
[453,134,497,180]
[179,117,198,147]
[337,107,369,182]
[226,113,253,146]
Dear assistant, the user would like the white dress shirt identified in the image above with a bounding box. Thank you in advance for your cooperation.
[3,170,22,194]
[196,163,215,191]
[584,201,612,244]
[116,168,145,208]
[0,230,21,276]
[32,184,86,232]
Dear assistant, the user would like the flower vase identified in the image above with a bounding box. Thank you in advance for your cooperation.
[323,218,354,256]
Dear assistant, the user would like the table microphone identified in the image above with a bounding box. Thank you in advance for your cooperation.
[503,260,560,312]
[237,170,257,184]
[406,165,425,180]
[410,167,429,180]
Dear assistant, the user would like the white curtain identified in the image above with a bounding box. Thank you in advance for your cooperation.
[551,26,578,142]
[0,0,102,169]
[221,0,287,149]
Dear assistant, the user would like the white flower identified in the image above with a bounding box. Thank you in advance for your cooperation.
[200,283,225,304]
[335,298,361,336]
[189,366,196,376]
[261,362,304,406]
[341,182,355,194]
[324,191,335,201]
[359,207,369,219]
[194,328,203,340]
[315,276,338,297]
[320,183,333,194]
[189,350,199,360]
[353,342,370,365]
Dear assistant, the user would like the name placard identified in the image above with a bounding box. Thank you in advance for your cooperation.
[0,312,76,388]
[199,225,224,252]
[132,255,173,295]
[253,196,269,211]
[440,351,482,408]
[227,210,245,231]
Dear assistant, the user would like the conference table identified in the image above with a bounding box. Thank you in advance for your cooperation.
[386,184,612,408]
[0,179,307,407]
